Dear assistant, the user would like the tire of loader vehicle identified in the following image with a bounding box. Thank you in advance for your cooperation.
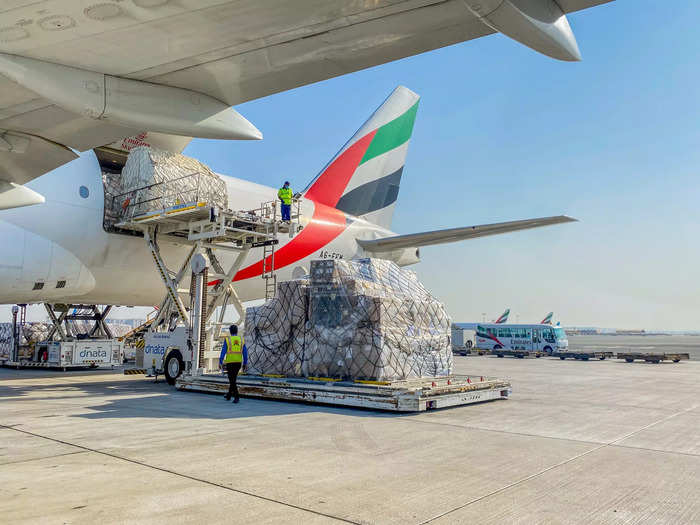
[164,350,184,385]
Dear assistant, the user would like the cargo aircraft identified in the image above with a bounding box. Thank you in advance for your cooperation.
[0,1,610,308]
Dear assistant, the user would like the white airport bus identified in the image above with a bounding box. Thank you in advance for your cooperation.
[475,324,568,353]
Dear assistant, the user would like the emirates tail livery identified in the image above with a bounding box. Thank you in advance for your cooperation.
[541,312,554,324]
[0,86,574,307]
[495,309,511,324]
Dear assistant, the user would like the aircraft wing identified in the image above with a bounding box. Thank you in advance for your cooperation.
[358,215,577,251]
[0,0,612,205]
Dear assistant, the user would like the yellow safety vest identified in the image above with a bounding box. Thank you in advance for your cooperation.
[278,187,293,205]
[223,336,243,364]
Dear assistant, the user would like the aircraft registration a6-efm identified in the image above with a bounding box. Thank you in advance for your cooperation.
[0,0,611,306]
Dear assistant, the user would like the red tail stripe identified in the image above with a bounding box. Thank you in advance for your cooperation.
[234,202,347,281]
[303,130,376,207]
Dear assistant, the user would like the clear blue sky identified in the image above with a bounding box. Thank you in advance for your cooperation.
[7,1,699,330]
[183,1,700,330]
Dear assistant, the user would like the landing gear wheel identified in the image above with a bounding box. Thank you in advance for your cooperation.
[164,351,184,386]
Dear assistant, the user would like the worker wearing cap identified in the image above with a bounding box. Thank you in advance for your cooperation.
[219,325,247,403]
[278,181,293,222]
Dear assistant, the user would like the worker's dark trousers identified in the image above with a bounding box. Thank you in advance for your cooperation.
[225,362,242,400]
[281,203,291,221]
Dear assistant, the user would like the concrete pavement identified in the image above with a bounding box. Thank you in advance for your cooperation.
[1,356,699,524]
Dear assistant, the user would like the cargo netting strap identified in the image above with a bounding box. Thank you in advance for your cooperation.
[244,258,453,381]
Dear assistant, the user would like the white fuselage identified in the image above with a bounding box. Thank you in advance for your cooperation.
[0,152,416,307]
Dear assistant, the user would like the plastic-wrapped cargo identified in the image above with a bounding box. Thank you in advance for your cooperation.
[0,323,12,359]
[20,322,52,345]
[244,280,310,377]
[245,258,453,381]
[0,322,53,360]
[116,146,228,220]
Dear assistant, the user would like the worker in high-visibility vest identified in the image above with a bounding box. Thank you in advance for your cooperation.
[278,181,293,222]
[218,325,248,403]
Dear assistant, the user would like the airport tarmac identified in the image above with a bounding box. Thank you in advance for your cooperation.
[569,335,700,361]
[1,353,699,524]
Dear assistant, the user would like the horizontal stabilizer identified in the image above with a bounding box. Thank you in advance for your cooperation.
[0,180,45,210]
[358,215,576,251]
[0,130,78,185]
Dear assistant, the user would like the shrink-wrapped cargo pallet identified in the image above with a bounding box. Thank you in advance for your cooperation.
[115,146,228,220]
[245,258,452,381]
[20,322,52,344]
[0,322,53,359]
[0,323,13,359]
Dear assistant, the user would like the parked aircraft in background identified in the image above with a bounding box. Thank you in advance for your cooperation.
[495,309,511,324]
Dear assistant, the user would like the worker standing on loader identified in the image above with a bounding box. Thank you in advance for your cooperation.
[278,181,293,222]
[219,325,248,403]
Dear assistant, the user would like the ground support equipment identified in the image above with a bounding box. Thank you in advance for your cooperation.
[552,351,614,361]
[116,194,298,381]
[616,352,689,363]
[176,373,512,412]
[44,304,114,341]
[492,349,544,359]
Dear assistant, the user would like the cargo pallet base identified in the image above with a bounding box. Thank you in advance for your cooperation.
[176,374,512,412]
[0,359,107,371]
[492,350,544,359]
[617,352,689,363]
[552,351,614,361]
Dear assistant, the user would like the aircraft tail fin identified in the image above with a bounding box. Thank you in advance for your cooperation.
[303,86,419,229]
[541,312,554,324]
[495,309,510,324]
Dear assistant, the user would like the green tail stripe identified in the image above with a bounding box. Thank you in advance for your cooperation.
[360,101,419,165]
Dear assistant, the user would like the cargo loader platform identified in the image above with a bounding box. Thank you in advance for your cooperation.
[176,373,512,412]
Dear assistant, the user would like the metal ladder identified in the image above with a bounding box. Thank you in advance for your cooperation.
[262,223,277,300]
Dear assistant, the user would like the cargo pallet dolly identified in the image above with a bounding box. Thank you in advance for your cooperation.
[492,349,544,359]
[116,184,511,411]
[179,374,512,412]
[551,351,614,361]
[616,352,689,364]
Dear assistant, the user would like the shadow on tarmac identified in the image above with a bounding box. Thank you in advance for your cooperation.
[0,368,405,420]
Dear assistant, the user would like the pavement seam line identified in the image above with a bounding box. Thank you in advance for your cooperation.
[1,450,87,466]
[405,417,602,447]
[611,443,700,458]
[0,424,359,525]
[417,403,699,524]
